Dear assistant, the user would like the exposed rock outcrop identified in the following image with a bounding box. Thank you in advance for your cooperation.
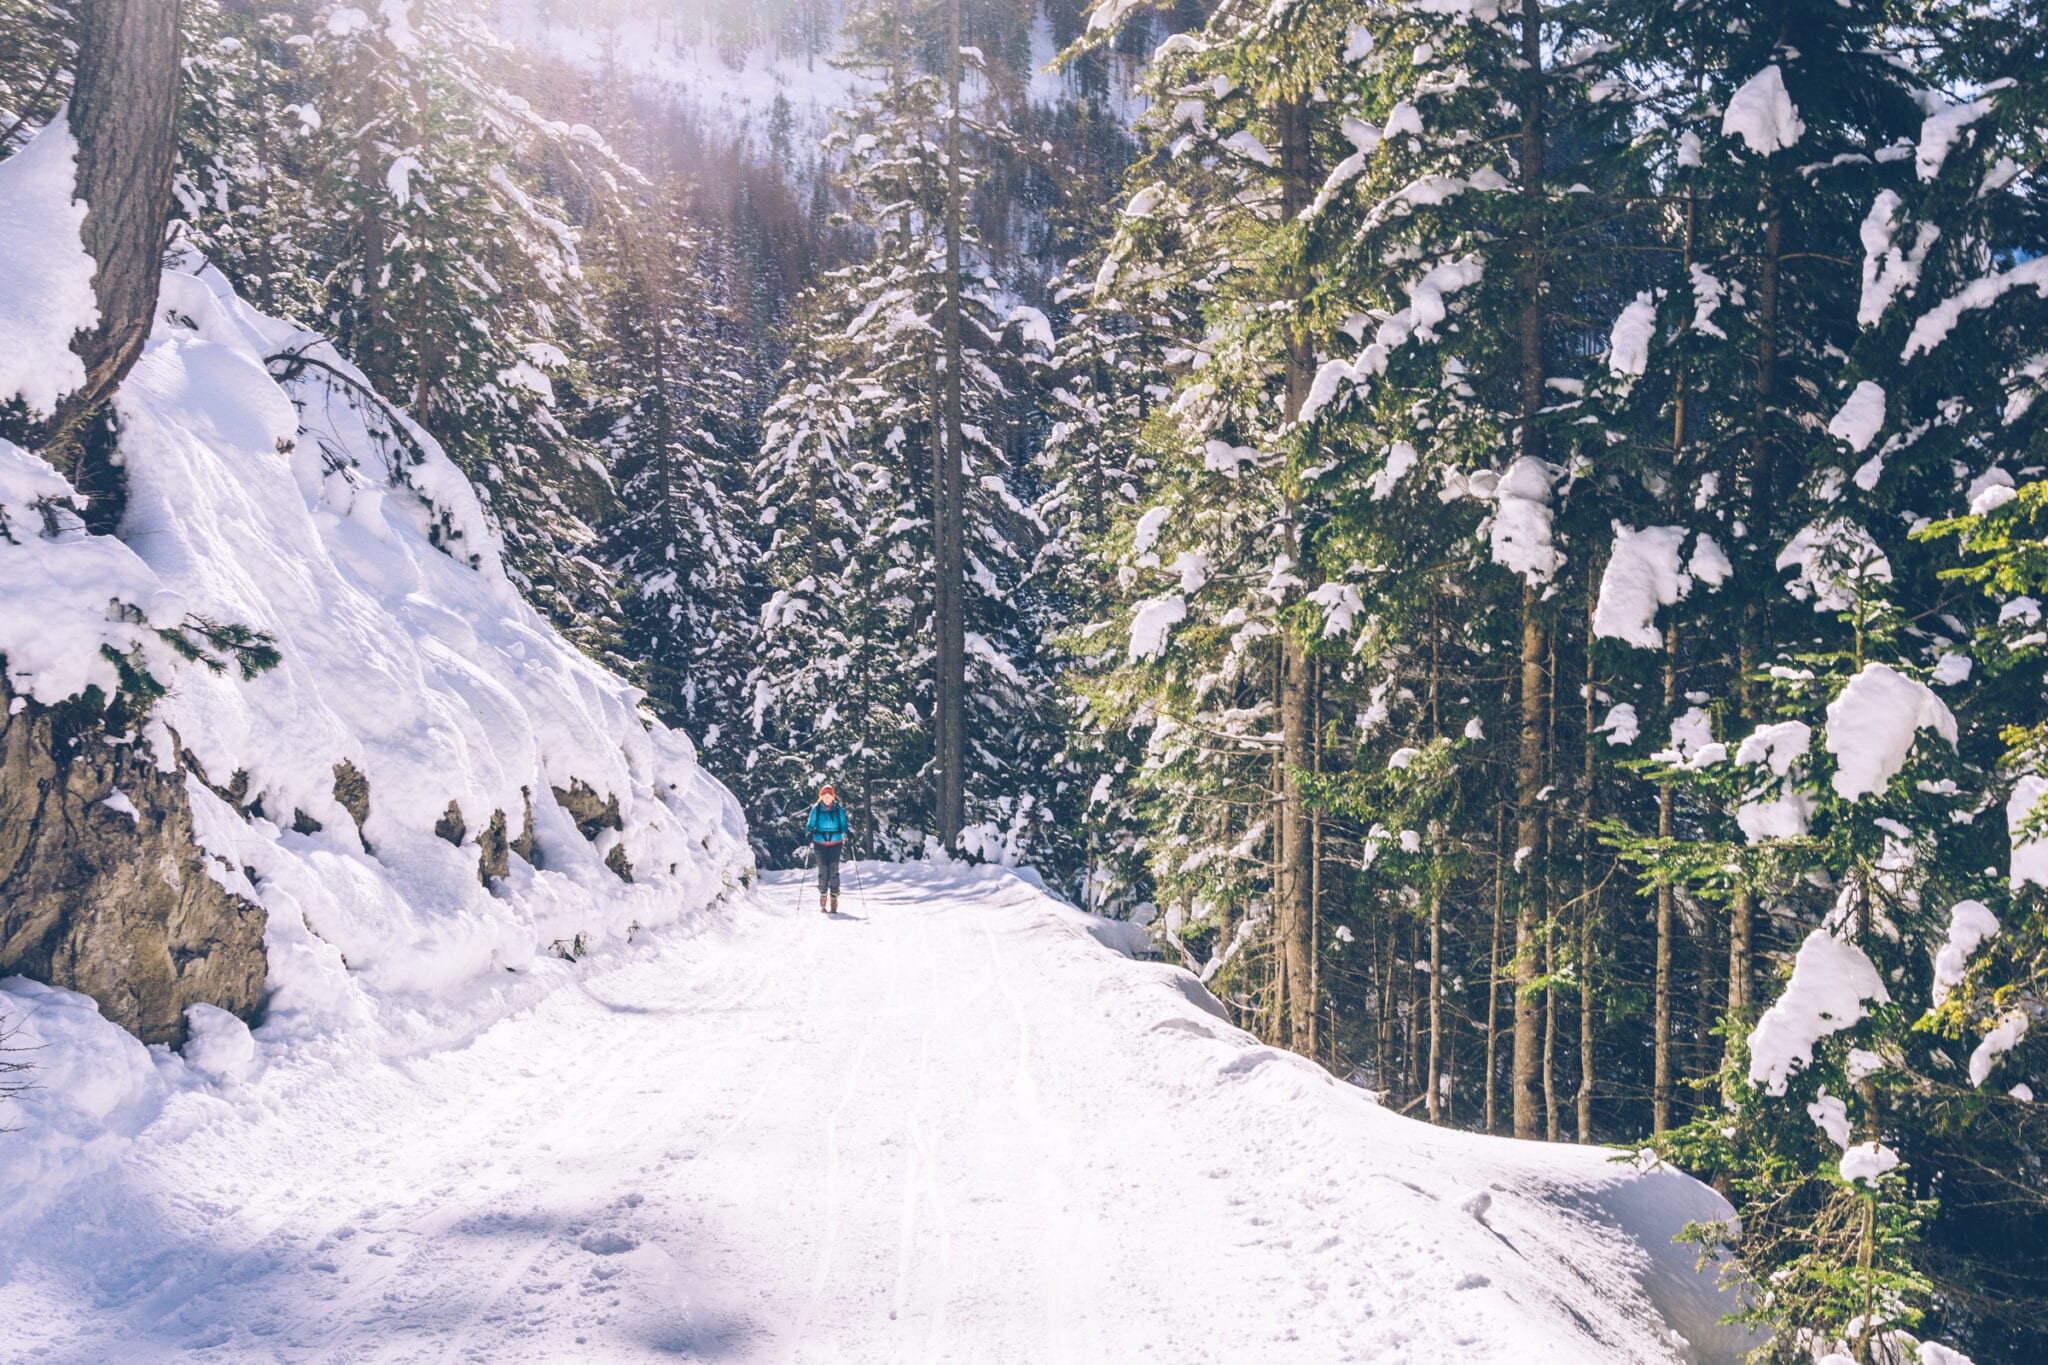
[0,681,267,1046]
[552,779,621,840]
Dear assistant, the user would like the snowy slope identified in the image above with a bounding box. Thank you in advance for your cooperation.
[1,865,1756,1363]
[1,105,748,1189]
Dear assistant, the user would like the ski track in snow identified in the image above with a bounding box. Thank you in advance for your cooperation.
[0,865,1751,1364]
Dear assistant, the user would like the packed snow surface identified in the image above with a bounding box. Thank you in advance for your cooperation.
[1,866,1757,1363]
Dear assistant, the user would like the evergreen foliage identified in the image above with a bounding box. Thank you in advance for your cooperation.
[3,0,2041,1353]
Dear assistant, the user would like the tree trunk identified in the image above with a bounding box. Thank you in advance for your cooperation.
[44,0,186,458]
[1577,571,1600,1141]
[1728,191,1783,1045]
[1309,658,1324,1065]
[1509,0,1550,1143]
[1486,804,1505,1134]
[1426,602,1444,1123]
[1653,625,1679,1135]
[933,0,967,850]
[1543,887,1560,1142]
[1273,89,1317,1056]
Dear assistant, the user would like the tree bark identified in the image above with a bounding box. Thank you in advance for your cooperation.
[1486,804,1505,1134]
[1653,625,1679,1135]
[44,0,186,458]
[1509,0,1550,1142]
[934,0,967,850]
[1728,190,1783,1044]
[1426,603,1444,1123]
[1577,572,1600,1141]
[1273,89,1318,1055]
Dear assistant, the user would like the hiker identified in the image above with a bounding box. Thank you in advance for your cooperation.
[805,784,849,914]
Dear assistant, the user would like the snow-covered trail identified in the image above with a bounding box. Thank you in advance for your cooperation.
[1,865,1753,1363]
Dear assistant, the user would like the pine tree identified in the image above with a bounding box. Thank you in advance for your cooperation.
[590,193,760,756]
[742,0,1060,865]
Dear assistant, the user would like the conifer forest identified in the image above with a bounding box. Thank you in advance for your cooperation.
[2,1,2045,1362]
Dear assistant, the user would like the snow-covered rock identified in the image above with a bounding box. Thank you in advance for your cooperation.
[1,220,749,1061]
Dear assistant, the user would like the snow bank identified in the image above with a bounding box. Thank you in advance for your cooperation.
[0,112,96,415]
[2,202,747,1060]
[0,978,170,1206]
[106,254,747,1034]
[1824,663,1957,801]
[0,227,751,1212]
[0,438,181,703]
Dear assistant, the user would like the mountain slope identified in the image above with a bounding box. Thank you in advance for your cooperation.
[0,864,1756,1363]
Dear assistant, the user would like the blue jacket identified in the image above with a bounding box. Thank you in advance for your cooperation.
[807,800,849,846]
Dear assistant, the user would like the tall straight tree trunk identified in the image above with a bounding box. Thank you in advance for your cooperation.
[933,0,967,849]
[44,0,185,458]
[1426,601,1444,1123]
[1273,89,1317,1054]
[1486,804,1505,1134]
[1309,658,1324,1064]
[1653,624,1679,1135]
[1728,190,1783,1046]
[1543,890,1560,1142]
[1577,571,1600,1141]
[1509,0,1551,1142]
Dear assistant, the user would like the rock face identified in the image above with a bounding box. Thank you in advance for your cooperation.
[0,683,267,1047]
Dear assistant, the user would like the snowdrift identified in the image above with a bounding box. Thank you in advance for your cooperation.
[0,116,748,1191]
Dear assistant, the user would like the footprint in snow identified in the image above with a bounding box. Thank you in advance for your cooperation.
[580,1231,638,1256]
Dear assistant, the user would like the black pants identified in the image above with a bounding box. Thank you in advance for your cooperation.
[814,842,842,895]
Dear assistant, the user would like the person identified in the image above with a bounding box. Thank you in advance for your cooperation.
[805,784,849,914]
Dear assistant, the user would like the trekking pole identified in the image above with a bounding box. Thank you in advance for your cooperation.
[850,809,870,915]
[792,844,813,912]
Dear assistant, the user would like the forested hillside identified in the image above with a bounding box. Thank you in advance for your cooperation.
[2,1,2044,1362]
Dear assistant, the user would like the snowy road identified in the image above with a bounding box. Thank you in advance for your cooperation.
[1,865,1752,1363]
